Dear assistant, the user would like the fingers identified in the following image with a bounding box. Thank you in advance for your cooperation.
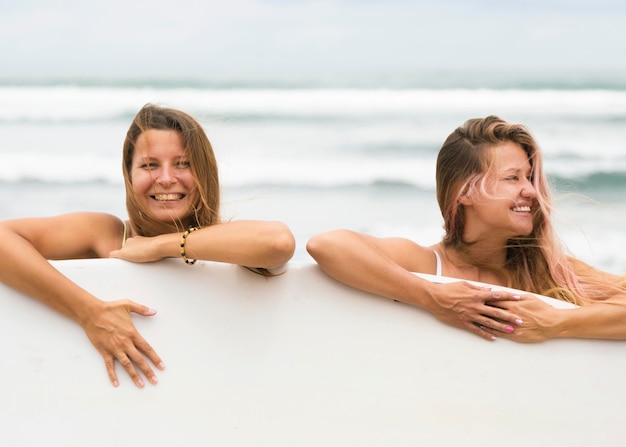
[475,313,518,336]
[115,354,146,387]
[102,350,149,389]
[465,317,514,342]
[483,304,524,326]
[455,286,524,338]
[101,340,164,388]
[90,300,163,388]
[484,288,522,303]
[117,349,153,388]
[128,301,158,317]
[438,283,527,340]
[480,288,524,328]
[133,335,165,379]
[104,354,120,387]
[466,322,497,341]
[111,319,164,388]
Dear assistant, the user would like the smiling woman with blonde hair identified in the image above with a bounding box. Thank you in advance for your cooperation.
[308,115,626,342]
[0,104,295,388]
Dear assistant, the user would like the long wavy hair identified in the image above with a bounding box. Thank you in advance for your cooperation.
[122,104,220,237]
[436,115,626,304]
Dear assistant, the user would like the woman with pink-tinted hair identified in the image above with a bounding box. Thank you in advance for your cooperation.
[308,115,626,342]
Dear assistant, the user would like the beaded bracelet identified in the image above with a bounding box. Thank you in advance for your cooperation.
[180,226,199,265]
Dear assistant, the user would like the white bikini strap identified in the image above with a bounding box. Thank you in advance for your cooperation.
[433,250,443,276]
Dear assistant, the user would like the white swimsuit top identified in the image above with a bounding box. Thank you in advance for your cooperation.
[433,250,443,276]
[122,220,128,248]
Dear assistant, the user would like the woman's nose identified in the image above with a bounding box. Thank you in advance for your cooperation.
[156,166,176,185]
[522,178,537,198]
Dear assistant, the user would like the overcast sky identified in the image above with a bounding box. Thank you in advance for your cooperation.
[1,0,625,84]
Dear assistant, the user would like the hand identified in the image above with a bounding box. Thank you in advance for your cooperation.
[110,236,162,263]
[82,299,165,387]
[488,294,559,343]
[428,281,524,341]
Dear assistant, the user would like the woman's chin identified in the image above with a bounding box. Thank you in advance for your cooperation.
[147,204,192,224]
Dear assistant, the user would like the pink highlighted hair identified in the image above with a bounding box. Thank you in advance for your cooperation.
[436,116,625,304]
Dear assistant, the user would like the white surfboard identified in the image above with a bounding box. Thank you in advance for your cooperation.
[1,259,623,447]
[414,272,577,309]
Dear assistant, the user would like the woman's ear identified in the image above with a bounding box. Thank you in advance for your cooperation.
[458,195,472,206]
[458,187,473,206]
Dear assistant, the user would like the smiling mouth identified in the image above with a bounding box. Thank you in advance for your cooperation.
[512,205,531,213]
[152,193,185,201]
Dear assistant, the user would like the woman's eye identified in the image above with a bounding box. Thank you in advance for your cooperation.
[141,162,158,170]
[176,160,191,168]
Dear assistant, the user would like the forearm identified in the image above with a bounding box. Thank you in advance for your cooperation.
[306,230,435,309]
[151,220,295,269]
[0,231,102,325]
[553,301,626,340]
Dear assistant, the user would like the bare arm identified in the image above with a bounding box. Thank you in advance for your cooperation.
[0,213,164,387]
[495,295,626,341]
[306,229,523,340]
[111,220,295,269]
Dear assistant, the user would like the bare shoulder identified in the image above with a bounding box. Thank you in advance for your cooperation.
[371,236,439,274]
[5,212,124,259]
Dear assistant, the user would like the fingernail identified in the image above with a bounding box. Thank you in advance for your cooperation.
[113,380,119,388]
[505,326,514,333]
[157,362,165,370]
[512,294,521,300]
[137,379,145,387]
[491,291,501,298]
[515,318,524,325]
[150,376,158,384]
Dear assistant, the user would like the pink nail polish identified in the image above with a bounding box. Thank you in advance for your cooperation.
[515,318,523,325]
[505,326,514,333]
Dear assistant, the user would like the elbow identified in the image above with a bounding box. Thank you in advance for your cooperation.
[306,229,353,266]
[265,222,296,268]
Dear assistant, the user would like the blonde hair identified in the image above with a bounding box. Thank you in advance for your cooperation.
[436,115,626,304]
[122,104,220,237]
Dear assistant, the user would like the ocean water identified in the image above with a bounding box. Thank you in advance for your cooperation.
[1,80,626,273]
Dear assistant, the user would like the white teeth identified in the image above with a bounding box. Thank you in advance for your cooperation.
[512,206,531,212]
[154,193,183,201]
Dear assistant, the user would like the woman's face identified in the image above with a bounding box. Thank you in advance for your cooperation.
[130,129,199,225]
[462,141,538,241]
